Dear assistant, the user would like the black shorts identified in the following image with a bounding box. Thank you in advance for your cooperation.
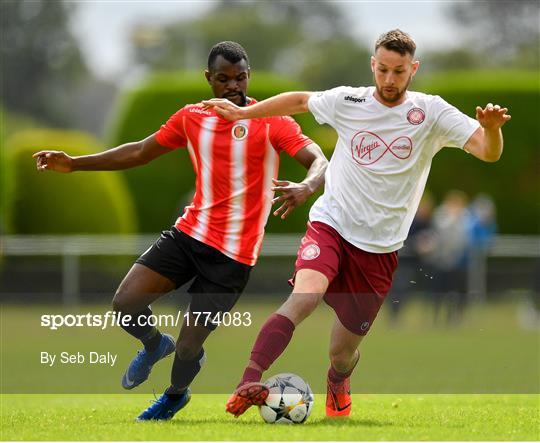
[135,227,252,330]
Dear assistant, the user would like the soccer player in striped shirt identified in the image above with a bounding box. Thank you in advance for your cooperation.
[204,29,511,418]
[33,41,327,421]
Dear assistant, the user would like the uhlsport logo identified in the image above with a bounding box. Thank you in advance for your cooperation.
[407,107,425,125]
[351,130,412,166]
[301,244,320,260]
[231,123,248,141]
[344,95,366,103]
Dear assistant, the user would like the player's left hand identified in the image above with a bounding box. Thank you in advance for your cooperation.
[271,178,312,219]
[202,98,243,121]
[476,103,511,130]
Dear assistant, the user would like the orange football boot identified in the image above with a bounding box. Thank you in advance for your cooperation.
[226,382,269,417]
[326,376,352,417]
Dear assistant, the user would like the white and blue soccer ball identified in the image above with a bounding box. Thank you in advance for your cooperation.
[258,373,314,424]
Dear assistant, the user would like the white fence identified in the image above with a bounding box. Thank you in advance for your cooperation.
[1,234,539,304]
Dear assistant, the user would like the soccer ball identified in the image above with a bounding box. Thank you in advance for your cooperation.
[258,373,314,424]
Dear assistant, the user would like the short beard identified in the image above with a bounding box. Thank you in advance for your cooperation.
[237,91,247,107]
[222,91,247,107]
[374,73,413,103]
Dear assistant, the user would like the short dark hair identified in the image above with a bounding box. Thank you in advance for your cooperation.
[375,29,416,57]
[207,41,249,71]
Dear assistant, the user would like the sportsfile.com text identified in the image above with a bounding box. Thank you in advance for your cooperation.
[40,311,252,330]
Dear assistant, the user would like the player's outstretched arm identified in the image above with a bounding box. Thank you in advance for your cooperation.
[272,143,328,219]
[33,134,172,173]
[464,103,511,162]
[202,92,313,121]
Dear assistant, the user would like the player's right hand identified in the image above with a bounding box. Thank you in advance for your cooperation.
[201,98,244,121]
[32,150,73,173]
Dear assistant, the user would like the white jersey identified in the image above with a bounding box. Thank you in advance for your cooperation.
[307,86,480,253]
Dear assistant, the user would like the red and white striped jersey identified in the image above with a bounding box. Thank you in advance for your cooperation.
[155,99,313,266]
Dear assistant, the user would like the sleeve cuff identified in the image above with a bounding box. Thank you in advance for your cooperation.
[307,95,326,125]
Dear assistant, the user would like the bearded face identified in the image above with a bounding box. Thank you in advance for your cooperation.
[371,47,419,106]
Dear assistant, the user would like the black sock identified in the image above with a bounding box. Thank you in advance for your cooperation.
[165,348,206,398]
[142,331,163,352]
[118,308,163,351]
[164,389,187,401]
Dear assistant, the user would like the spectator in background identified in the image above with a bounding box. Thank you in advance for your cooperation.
[427,190,470,325]
[467,194,497,300]
[469,194,497,250]
[388,191,435,325]
[518,257,540,330]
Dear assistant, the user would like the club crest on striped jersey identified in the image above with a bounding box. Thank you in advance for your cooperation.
[301,244,320,260]
[232,123,248,141]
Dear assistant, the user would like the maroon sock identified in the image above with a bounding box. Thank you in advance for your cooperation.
[328,352,360,384]
[238,313,295,387]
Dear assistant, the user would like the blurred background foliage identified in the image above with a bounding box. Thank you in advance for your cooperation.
[1,0,539,235]
[415,71,540,234]
[5,129,136,234]
[0,1,116,135]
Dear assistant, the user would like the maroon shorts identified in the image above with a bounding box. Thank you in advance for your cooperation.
[291,221,398,335]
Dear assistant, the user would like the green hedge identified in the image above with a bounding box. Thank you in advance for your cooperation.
[1,108,45,233]
[107,71,335,233]
[415,70,540,234]
[6,129,137,234]
[0,108,12,233]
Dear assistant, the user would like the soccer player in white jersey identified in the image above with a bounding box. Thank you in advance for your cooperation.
[203,29,511,418]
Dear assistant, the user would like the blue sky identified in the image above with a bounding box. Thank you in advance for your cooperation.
[71,1,461,80]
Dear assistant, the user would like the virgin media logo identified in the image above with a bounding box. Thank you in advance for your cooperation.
[351,130,412,165]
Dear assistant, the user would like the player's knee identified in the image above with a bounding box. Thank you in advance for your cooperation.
[278,292,321,324]
[291,292,320,315]
[112,289,143,314]
[112,291,129,313]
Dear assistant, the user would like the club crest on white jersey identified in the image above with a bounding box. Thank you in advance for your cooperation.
[407,107,425,125]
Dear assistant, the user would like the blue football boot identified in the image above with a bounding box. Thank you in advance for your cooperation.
[122,333,176,390]
[136,389,191,421]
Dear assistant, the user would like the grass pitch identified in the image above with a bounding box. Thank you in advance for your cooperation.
[1,301,538,440]
[1,394,538,441]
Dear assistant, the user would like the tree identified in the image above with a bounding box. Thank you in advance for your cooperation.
[446,1,539,68]
[0,1,90,126]
[129,0,369,89]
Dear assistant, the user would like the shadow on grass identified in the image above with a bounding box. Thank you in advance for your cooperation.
[125,417,394,428]
[313,417,394,427]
